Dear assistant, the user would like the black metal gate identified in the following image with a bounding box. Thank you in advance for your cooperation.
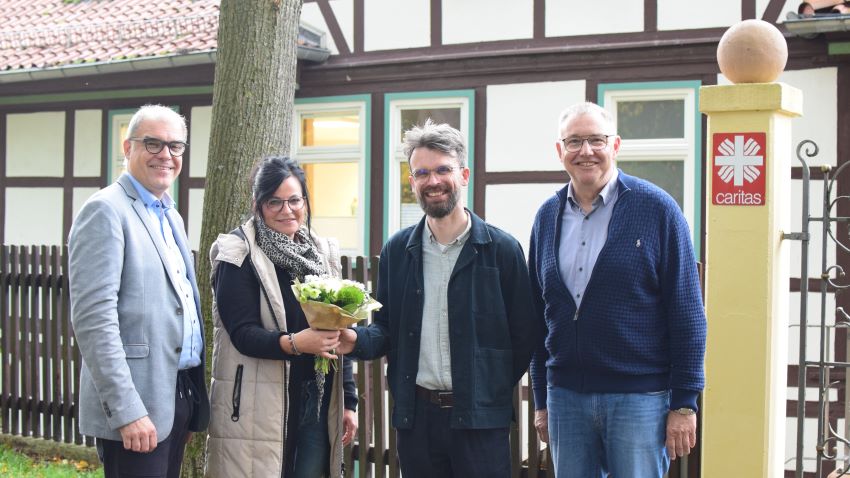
[791,140,850,477]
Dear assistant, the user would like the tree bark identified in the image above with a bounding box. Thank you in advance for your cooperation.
[185,0,303,475]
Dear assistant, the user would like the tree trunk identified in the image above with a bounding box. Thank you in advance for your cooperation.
[185,0,303,476]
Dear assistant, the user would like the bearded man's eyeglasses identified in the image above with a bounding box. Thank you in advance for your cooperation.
[410,165,459,182]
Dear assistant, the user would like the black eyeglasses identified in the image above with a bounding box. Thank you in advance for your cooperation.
[129,137,188,156]
[264,196,306,212]
[410,165,459,182]
[560,135,615,153]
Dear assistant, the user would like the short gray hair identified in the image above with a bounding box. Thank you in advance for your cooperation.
[557,102,616,137]
[126,104,187,140]
[402,119,467,168]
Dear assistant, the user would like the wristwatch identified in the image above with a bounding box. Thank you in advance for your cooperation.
[672,407,696,416]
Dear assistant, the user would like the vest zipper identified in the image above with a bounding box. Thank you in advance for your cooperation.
[231,364,243,422]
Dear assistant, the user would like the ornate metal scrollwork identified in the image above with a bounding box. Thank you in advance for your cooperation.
[795,139,850,477]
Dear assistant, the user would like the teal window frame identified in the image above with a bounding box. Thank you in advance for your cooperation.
[294,94,372,256]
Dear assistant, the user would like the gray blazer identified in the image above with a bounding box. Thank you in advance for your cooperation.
[68,174,210,442]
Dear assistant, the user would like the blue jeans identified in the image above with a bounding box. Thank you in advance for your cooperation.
[292,379,330,478]
[548,385,670,478]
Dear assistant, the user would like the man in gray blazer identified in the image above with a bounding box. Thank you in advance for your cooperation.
[69,104,209,478]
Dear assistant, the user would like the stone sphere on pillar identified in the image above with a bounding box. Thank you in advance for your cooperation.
[716,19,788,83]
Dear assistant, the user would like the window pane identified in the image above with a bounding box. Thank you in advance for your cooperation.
[302,113,360,147]
[618,160,684,209]
[303,162,360,251]
[617,100,684,139]
[399,161,422,229]
[400,108,461,142]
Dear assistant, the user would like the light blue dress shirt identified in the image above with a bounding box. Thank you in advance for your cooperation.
[558,170,620,309]
[126,173,202,370]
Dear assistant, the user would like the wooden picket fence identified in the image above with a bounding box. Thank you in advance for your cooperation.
[0,244,698,477]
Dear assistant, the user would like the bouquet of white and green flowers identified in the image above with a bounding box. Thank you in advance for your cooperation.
[291,274,381,415]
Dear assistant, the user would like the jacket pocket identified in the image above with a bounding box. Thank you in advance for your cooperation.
[123,344,149,358]
[231,364,244,422]
[474,348,512,408]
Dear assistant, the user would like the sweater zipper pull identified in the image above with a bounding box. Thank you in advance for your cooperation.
[573,310,579,321]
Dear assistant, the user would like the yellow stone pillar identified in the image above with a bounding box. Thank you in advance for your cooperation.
[700,82,802,477]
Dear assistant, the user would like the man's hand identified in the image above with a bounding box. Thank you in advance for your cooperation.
[534,409,549,443]
[342,409,358,446]
[338,328,357,355]
[666,411,697,460]
[119,416,157,453]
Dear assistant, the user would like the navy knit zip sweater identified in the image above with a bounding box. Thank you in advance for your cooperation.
[528,171,706,412]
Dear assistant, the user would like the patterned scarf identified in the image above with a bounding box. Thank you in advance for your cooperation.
[254,216,326,280]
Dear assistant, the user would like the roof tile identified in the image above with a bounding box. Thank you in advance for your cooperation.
[0,0,220,71]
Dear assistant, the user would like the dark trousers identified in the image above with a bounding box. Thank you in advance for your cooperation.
[396,392,511,478]
[97,370,197,478]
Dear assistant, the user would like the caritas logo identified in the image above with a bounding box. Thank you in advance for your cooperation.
[712,132,766,206]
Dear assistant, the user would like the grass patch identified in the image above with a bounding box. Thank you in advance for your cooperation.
[0,435,100,477]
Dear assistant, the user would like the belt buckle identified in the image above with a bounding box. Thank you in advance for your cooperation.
[434,391,452,408]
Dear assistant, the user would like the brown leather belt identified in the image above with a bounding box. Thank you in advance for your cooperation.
[415,385,454,408]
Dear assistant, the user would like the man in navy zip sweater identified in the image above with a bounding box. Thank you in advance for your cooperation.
[528,102,706,477]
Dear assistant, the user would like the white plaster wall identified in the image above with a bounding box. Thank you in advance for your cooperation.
[188,188,204,251]
[7,111,64,177]
[365,0,430,51]
[189,106,212,177]
[5,188,63,245]
[780,68,838,168]
[442,0,533,44]
[486,80,585,172]
[658,0,739,30]
[546,0,642,36]
[485,183,563,254]
[301,0,354,55]
[331,0,354,50]
[73,110,101,177]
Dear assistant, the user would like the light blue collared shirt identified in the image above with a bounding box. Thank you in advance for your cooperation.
[126,173,202,370]
[558,170,620,309]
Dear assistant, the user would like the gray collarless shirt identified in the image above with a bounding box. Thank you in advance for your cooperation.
[558,170,619,309]
[416,212,472,391]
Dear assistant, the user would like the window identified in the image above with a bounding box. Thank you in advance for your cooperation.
[601,83,701,249]
[385,92,474,237]
[293,98,369,256]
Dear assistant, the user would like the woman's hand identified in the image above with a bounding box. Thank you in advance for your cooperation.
[289,329,341,359]
[342,409,358,446]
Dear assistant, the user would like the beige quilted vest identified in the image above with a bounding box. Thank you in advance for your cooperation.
[204,219,345,478]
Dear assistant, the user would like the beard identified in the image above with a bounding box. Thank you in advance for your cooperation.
[416,184,460,219]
